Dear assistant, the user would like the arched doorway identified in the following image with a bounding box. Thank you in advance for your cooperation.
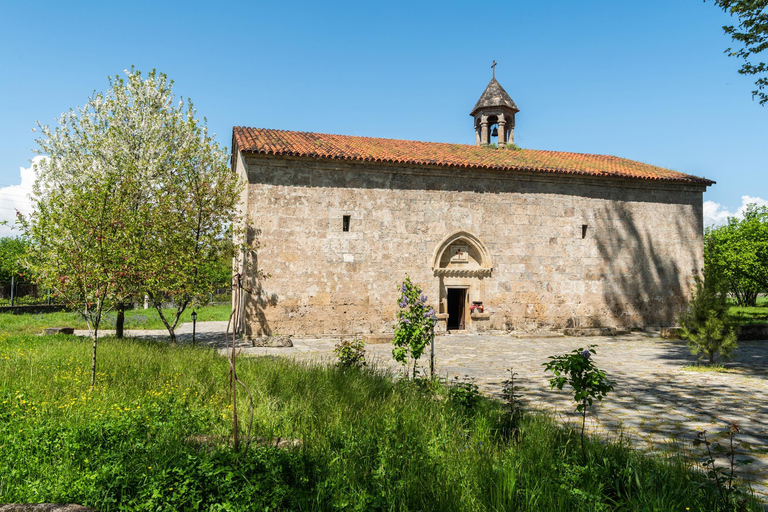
[431,231,493,331]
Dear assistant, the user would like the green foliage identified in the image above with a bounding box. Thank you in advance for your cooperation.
[0,333,762,511]
[679,275,739,365]
[706,204,768,307]
[392,277,436,377]
[0,237,30,282]
[543,345,615,451]
[445,375,481,412]
[333,337,366,368]
[710,0,768,105]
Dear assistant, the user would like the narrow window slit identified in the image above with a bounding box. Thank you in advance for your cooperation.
[343,215,351,232]
[581,224,588,239]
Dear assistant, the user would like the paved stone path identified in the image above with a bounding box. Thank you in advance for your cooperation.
[76,323,768,499]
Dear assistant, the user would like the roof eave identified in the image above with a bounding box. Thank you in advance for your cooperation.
[237,147,715,187]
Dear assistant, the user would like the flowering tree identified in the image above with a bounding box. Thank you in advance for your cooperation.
[392,277,436,378]
[25,68,242,385]
[131,73,241,344]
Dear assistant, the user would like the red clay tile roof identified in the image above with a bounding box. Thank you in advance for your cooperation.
[233,127,714,186]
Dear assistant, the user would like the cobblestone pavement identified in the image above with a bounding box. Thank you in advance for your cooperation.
[76,323,768,499]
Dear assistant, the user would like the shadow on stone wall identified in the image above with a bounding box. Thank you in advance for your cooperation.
[241,225,276,337]
[593,203,698,328]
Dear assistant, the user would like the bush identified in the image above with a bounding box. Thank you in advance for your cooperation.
[333,337,366,368]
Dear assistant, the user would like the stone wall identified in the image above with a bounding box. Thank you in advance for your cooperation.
[237,153,705,337]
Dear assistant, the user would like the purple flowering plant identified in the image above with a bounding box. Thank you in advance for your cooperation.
[393,276,436,378]
[543,344,614,451]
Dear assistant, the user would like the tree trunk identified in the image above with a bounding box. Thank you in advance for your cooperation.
[90,331,98,388]
[709,350,715,365]
[115,302,125,339]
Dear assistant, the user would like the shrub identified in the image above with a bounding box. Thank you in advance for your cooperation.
[333,337,366,368]
[446,375,480,413]
[679,275,738,365]
[392,277,436,378]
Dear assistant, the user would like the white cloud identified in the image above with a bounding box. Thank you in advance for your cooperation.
[704,195,768,227]
[0,156,42,237]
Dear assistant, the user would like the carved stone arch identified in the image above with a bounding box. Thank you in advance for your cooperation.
[431,231,493,277]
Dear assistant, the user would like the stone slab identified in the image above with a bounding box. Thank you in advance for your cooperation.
[363,334,394,344]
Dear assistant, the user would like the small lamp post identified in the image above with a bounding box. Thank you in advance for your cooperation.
[191,310,198,344]
[430,315,437,377]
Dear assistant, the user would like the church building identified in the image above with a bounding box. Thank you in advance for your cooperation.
[231,77,713,337]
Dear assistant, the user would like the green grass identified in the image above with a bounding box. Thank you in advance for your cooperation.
[0,304,232,335]
[0,332,761,511]
[682,363,731,373]
[728,295,768,326]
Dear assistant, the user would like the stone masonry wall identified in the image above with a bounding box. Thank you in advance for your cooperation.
[237,153,706,337]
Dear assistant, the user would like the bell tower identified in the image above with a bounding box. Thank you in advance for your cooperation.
[470,64,519,147]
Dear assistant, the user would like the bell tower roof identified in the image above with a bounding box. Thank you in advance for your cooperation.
[470,78,519,117]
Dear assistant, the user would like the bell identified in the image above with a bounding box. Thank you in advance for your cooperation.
[491,126,498,137]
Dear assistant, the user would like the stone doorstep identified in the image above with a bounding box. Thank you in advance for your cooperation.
[363,334,394,344]
[513,332,565,339]
[563,327,618,337]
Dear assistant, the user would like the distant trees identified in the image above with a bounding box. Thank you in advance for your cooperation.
[0,237,30,283]
[24,68,241,386]
[705,204,768,306]
[709,0,768,105]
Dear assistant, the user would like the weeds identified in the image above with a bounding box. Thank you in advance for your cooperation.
[694,421,754,511]
[0,333,762,511]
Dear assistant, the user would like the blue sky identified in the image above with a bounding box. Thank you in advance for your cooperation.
[0,0,766,234]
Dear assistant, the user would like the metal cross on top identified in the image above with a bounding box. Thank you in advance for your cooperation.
[491,60,497,79]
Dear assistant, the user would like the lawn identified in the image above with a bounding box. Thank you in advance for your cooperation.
[0,304,232,335]
[0,331,761,511]
[729,296,768,326]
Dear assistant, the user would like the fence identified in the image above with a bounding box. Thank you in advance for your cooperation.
[0,279,55,306]
[0,280,232,307]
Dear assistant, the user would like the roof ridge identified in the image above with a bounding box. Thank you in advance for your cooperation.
[231,127,714,186]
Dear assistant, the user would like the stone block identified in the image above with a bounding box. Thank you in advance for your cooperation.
[363,333,394,344]
[43,327,75,335]
[252,335,293,347]
[563,327,617,337]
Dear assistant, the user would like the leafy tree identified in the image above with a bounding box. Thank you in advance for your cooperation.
[706,204,768,306]
[0,237,30,283]
[679,271,738,365]
[132,83,240,344]
[25,68,241,385]
[392,277,436,378]
[24,160,141,386]
[710,0,768,105]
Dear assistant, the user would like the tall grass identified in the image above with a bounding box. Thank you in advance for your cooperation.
[0,333,761,511]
